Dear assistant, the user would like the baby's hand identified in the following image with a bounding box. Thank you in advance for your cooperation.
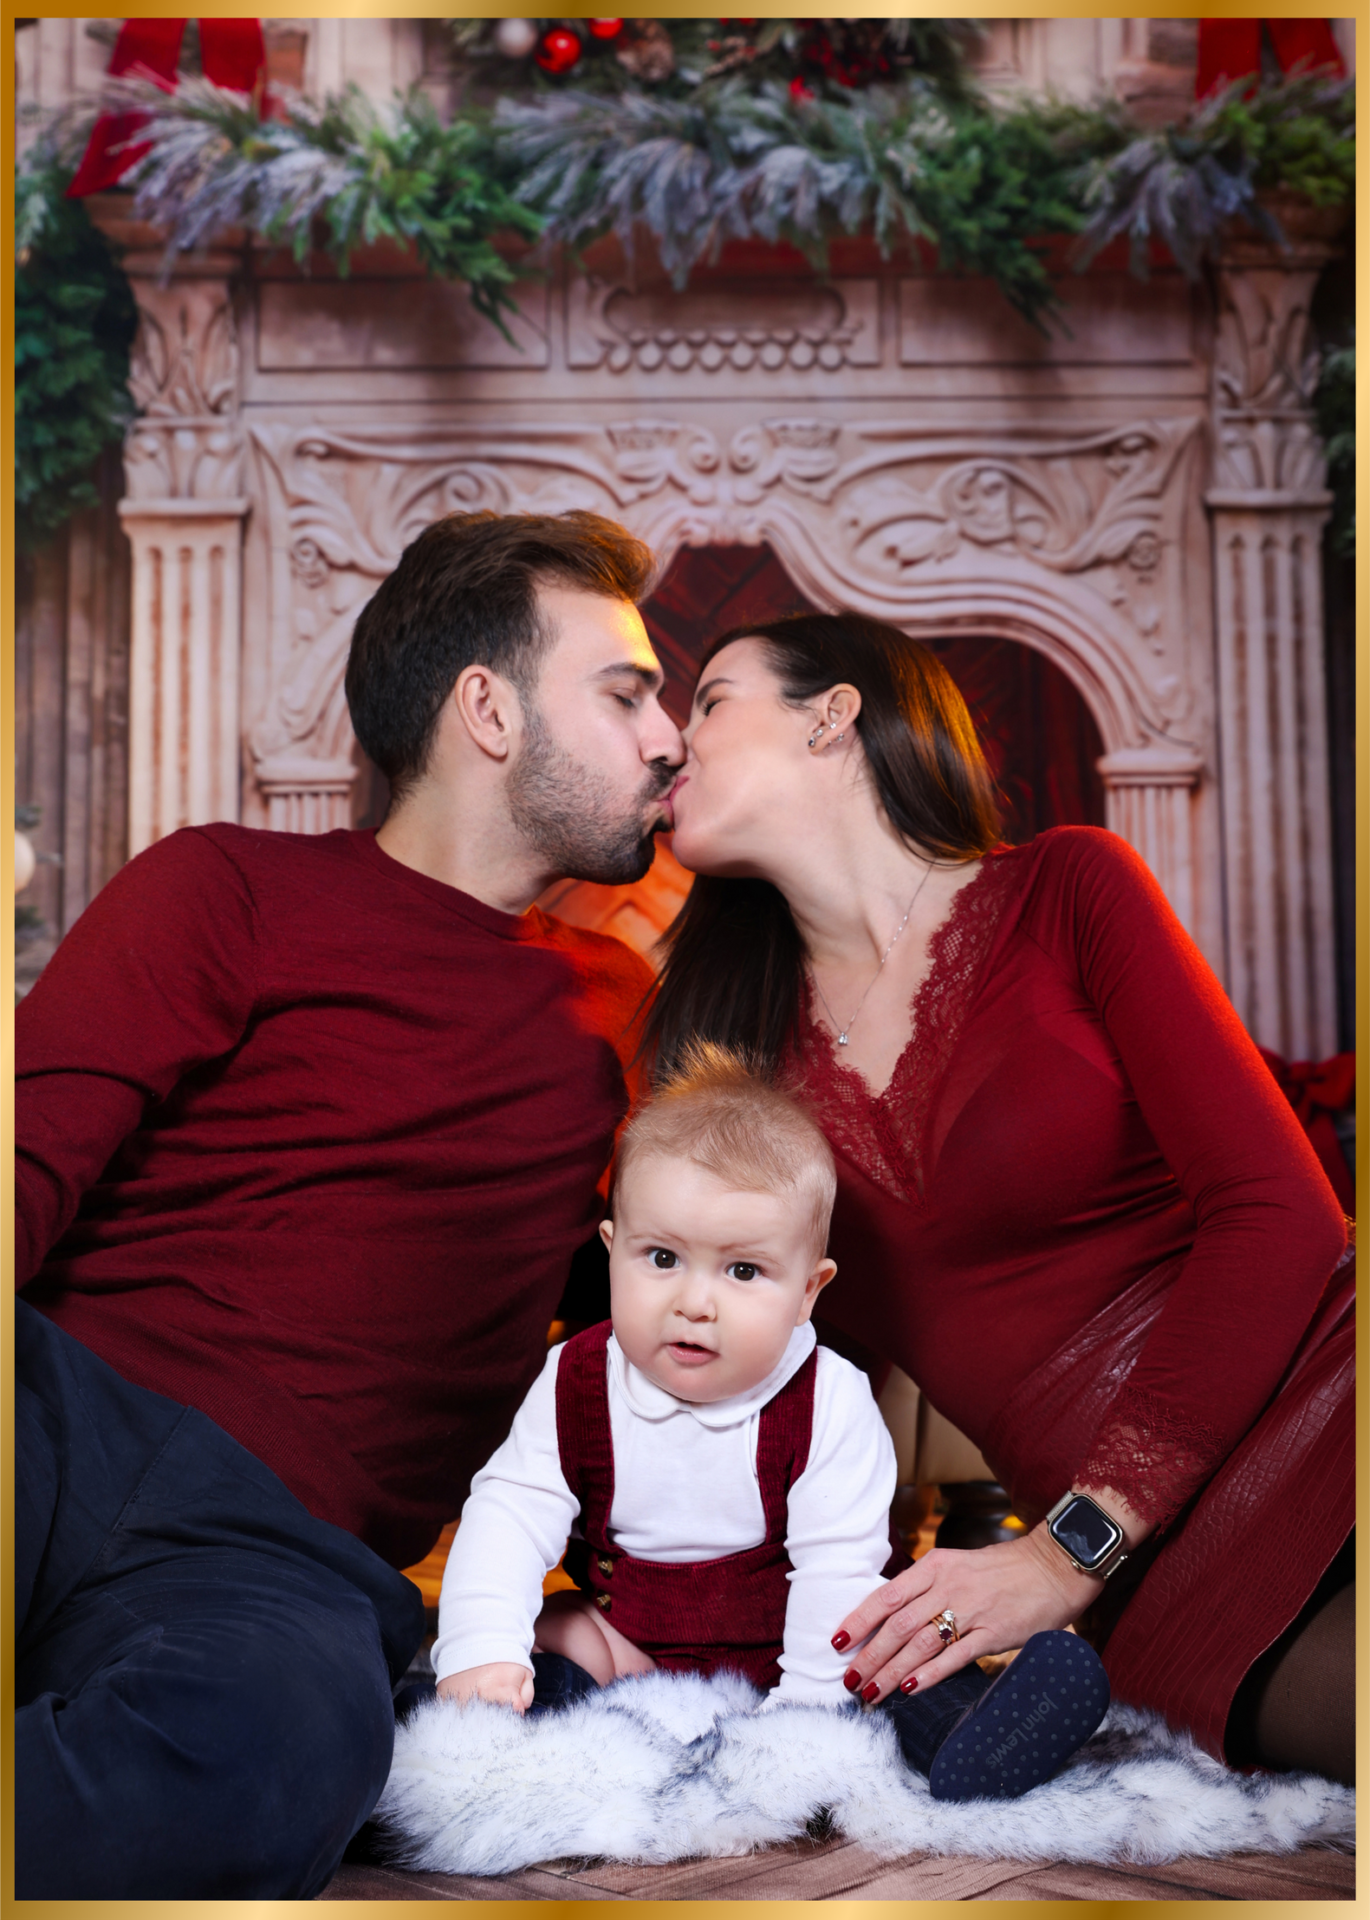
[436,1663,535,1713]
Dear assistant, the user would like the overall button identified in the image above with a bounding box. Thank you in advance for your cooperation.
[597,1556,614,1577]
[595,1592,612,1613]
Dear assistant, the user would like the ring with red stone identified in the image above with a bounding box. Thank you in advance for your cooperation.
[930,1607,959,1646]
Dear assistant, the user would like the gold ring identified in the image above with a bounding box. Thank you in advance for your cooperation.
[930,1608,959,1646]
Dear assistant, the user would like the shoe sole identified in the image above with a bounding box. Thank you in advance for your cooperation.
[928,1630,1110,1802]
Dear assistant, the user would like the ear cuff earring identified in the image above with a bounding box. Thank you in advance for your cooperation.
[808,724,846,749]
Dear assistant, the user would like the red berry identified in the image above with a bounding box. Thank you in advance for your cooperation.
[789,75,814,100]
[536,28,582,73]
[587,18,623,39]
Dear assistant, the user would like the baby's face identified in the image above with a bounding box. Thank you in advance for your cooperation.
[602,1155,835,1404]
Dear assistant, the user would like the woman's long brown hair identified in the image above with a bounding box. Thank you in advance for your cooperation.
[645,612,1003,1080]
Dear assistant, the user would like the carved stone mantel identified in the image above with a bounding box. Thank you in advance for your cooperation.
[245,407,1211,930]
[87,201,249,855]
[75,216,1316,997]
[1205,230,1339,1057]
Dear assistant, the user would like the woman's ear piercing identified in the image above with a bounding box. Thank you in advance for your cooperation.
[808,724,827,750]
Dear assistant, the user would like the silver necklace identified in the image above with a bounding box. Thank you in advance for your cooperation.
[809,858,936,1047]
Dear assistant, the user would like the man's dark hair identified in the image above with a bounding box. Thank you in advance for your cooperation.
[345,510,655,802]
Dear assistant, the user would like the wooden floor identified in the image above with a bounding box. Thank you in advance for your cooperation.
[322,1838,1354,1902]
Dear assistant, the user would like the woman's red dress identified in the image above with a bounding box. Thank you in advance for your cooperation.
[788,826,1352,1759]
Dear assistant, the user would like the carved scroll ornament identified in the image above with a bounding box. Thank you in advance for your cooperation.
[246,411,1201,792]
[123,281,245,503]
[1210,265,1330,501]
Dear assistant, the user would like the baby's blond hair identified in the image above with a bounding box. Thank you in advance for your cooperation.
[616,1043,836,1256]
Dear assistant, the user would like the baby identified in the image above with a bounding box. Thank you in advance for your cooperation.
[433,1046,1109,1800]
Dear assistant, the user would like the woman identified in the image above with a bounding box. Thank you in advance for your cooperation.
[649,611,1353,1783]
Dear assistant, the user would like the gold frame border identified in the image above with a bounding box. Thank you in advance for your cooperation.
[5,3,1358,1920]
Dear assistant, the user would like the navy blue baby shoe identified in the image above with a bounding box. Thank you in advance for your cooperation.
[925,1629,1110,1800]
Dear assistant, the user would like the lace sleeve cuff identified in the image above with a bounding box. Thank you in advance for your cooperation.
[1075,1383,1226,1530]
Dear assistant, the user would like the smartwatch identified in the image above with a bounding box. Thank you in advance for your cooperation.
[1045,1491,1129,1580]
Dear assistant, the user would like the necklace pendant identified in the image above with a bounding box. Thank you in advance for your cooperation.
[837,1032,849,1046]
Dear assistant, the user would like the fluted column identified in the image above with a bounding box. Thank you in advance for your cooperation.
[122,498,246,851]
[255,756,358,835]
[1206,229,1338,1058]
[88,205,249,856]
[1097,746,1204,939]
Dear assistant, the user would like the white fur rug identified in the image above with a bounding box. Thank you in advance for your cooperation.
[375,1668,1354,1877]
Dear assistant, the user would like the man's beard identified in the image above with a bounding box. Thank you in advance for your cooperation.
[507,704,670,886]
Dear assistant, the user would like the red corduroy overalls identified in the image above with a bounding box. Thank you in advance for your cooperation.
[554,1322,907,1690]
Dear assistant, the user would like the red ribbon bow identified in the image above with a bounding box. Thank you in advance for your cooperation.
[1196,18,1345,99]
[67,18,266,199]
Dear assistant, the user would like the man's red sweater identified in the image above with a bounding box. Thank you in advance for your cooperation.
[16,825,653,1569]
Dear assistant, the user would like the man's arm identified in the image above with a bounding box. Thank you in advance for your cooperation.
[16,829,259,1286]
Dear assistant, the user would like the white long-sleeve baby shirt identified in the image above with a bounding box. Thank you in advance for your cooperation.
[433,1322,896,1704]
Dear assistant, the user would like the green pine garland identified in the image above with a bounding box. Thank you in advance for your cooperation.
[447,18,983,103]
[117,79,541,328]
[14,50,1355,546]
[492,82,1094,320]
[16,141,138,549]
[1076,71,1354,276]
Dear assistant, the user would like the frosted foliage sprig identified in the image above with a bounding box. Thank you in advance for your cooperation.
[108,77,540,327]
[493,89,745,278]
[494,81,944,283]
[1076,70,1354,277]
[1076,131,1265,279]
[112,79,346,251]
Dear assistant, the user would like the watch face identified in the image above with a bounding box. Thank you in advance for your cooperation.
[1052,1497,1120,1568]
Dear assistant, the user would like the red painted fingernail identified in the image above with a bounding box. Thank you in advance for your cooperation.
[843,1667,862,1692]
[861,1681,880,1705]
[831,1631,851,1651]
[900,1675,919,1694]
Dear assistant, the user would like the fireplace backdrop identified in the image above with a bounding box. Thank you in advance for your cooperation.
[75,205,1342,1062]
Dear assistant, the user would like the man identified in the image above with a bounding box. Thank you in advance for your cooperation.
[14,510,685,1897]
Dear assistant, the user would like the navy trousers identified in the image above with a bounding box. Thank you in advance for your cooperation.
[15,1299,426,1899]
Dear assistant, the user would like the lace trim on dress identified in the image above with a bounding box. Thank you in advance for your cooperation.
[784,853,1019,1203]
[1076,1383,1227,1530]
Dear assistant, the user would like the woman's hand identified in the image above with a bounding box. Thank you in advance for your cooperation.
[436,1662,535,1713]
[831,1525,1104,1704]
